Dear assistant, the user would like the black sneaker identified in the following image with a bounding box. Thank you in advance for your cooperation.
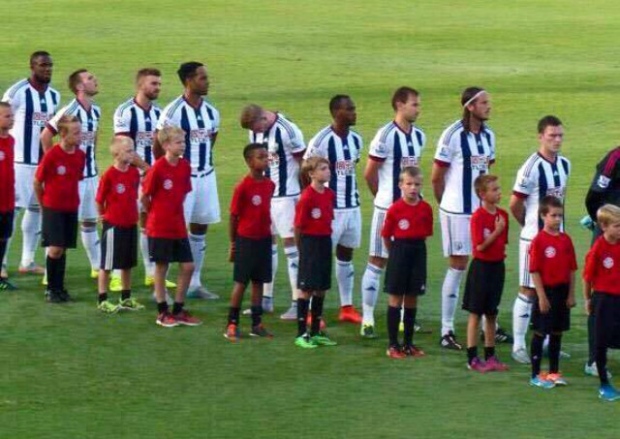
[0,278,17,291]
[59,289,72,302]
[440,331,463,350]
[495,327,514,344]
[46,289,64,303]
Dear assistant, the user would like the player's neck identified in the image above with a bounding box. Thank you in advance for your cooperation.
[134,93,152,110]
[538,148,557,163]
[29,76,48,93]
[604,233,619,245]
[331,122,349,138]
[249,169,264,180]
[467,117,483,134]
[393,116,411,132]
[403,195,420,206]
[76,94,92,110]
[165,153,180,165]
[311,181,325,193]
[482,201,497,214]
[183,91,202,108]
[60,143,77,153]
[114,161,130,172]
[0,129,9,138]
[543,226,560,236]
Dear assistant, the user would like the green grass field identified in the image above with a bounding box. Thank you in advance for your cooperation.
[2,1,620,437]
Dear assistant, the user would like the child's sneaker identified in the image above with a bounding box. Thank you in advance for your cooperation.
[280,303,298,320]
[18,262,45,275]
[144,275,177,289]
[468,357,491,373]
[156,312,178,328]
[174,310,202,326]
[530,375,555,389]
[0,278,17,291]
[338,305,362,324]
[542,372,567,386]
[585,361,612,378]
[360,323,377,338]
[250,324,273,338]
[98,300,120,314]
[511,347,531,364]
[485,355,509,372]
[118,297,145,311]
[310,332,337,346]
[109,275,122,292]
[440,331,463,350]
[402,344,426,358]
[294,334,317,349]
[90,269,99,279]
[599,384,620,401]
[386,345,406,359]
[224,323,240,342]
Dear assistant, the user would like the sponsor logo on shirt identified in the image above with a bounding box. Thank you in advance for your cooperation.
[189,128,211,144]
[470,156,489,172]
[311,208,322,219]
[251,195,262,206]
[400,156,419,169]
[81,131,96,147]
[163,179,173,190]
[116,183,126,194]
[135,131,154,148]
[32,112,50,127]
[546,187,566,199]
[597,175,611,189]
[398,219,410,230]
[57,165,66,175]
[603,256,614,269]
[335,160,355,177]
[544,246,556,258]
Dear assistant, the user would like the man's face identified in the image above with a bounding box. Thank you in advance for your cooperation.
[31,55,53,84]
[139,75,161,101]
[468,93,491,121]
[189,66,209,96]
[78,71,99,96]
[335,98,357,126]
[397,94,421,123]
[539,125,564,155]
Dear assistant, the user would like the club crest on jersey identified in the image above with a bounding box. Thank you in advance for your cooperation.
[603,257,614,269]
[398,219,410,230]
[470,156,489,172]
[0,151,4,161]
[400,157,419,169]
[116,183,126,194]
[311,208,322,219]
[597,175,611,189]
[251,195,262,206]
[483,228,491,238]
[57,165,66,175]
[163,179,173,190]
[544,246,556,258]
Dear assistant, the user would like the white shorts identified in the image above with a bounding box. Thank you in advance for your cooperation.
[439,210,472,257]
[184,170,221,225]
[271,196,298,239]
[333,208,361,249]
[519,238,534,289]
[15,164,38,209]
[79,176,99,221]
[368,207,388,258]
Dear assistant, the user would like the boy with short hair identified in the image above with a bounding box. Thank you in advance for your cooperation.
[95,136,143,313]
[0,103,17,290]
[382,167,433,359]
[141,126,201,327]
[462,174,509,372]
[528,196,577,388]
[225,143,275,341]
[583,204,620,401]
[34,115,86,303]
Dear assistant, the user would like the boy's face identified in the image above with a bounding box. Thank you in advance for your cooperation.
[399,174,422,201]
[0,107,14,130]
[63,122,82,148]
[116,143,135,165]
[310,162,331,184]
[248,148,269,172]
[164,135,185,157]
[481,180,501,204]
[542,206,563,231]
[602,220,620,241]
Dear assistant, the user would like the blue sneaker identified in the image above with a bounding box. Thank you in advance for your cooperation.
[599,384,620,401]
[530,375,555,389]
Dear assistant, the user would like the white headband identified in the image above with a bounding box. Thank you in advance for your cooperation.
[462,90,486,108]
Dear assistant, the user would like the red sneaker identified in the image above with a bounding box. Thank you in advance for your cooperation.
[156,312,178,328]
[174,310,202,326]
[386,346,406,359]
[306,315,326,331]
[224,323,240,342]
[403,344,426,358]
[338,305,362,324]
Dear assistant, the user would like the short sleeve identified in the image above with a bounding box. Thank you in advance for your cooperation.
[583,244,599,283]
[528,238,542,273]
[434,130,456,165]
[156,106,180,131]
[513,161,534,197]
[95,171,110,205]
[470,212,484,247]
[46,108,64,134]
[288,123,306,154]
[566,236,578,271]
[230,182,243,216]
[304,133,327,160]
[113,105,132,135]
[141,166,157,196]
[369,129,388,161]
[381,207,396,239]
[590,150,620,193]
[210,106,221,134]
[34,153,50,183]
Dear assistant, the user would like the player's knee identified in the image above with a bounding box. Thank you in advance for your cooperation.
[368,256,387,269]
[336,245,353,261]
[189,223,207,235]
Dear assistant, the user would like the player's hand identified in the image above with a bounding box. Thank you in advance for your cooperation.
[228,243,235,263]
[538,296,551,314]
[585,298,592,315]
[495,215,506,232]
[566,296,576,308]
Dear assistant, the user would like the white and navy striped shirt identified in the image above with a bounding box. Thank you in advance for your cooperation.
[113,98,161,166]
[2,79,60,165]
[434,120,496,215]
[368,121,425,210]
[513,152,571,240]
[250,113,305,198]
[47,99,100,178]
[305,126,363,210]
[157,96,220,173]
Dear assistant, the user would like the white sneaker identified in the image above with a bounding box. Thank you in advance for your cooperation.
[187,286,219,300]
[280,303,298,320]
[585,362,612,378]
[511,348,531,364]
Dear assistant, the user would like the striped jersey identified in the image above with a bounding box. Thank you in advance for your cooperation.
[368,121,426,209]
[513,152,571,240]
[113,98,161,166]
[305,126,363,210]
[2,79,60,165]
[46,99,100,178]
[249,113,305,198]
[434,120,496,215]
[156,96,220,173]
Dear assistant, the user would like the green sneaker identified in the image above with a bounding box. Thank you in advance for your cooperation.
[360,323,377,338]
[109,276,122,292]
[98,299,120,314]
[295,334,318,349]
[310,332,337,346]
[118,297,145,311]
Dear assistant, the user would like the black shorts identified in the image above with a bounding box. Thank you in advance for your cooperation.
[531,284,571,334]
[462,259,505,316]
[148,237,193,264]
[298,235,331,292]
[0,210,15,240]
[593,292,620,349]
[41,208,78,248]
[384,239,427,296]
[233,236,272,285]
[100,221,138,270]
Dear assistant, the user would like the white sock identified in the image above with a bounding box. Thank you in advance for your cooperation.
[512,293,533,352]
[284,245,299,301]
[361,262,383,325]
[140,231,153,277]
[441,267,464,336]
[20,207,41,267]
[336,259,354,307]
[189,233,206,288]
[263,244,278,299]
[81,225,101,270]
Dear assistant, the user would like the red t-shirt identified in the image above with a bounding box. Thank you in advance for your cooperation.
[230,175,275,239]
[294,185,335,236]
[381,198,433,240]
[529,230,577,287]
[35,144,85,212]
[583,236,620,295]
[471,206,509,262]
[142,157,191,239]
[96,165,140,227]
[0,135,15,212]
